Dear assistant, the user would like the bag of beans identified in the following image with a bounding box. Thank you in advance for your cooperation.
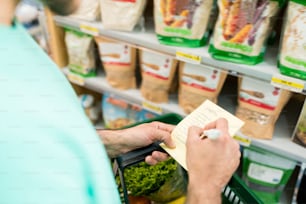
[139,48,178,103]
[235,76,292,139]
[95,36,137,90]
[178,62,227,114]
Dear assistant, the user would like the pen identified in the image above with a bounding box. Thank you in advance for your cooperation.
[199,129,221,140]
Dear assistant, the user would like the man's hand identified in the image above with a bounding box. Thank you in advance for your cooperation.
[185,118,241,204]
[97,122,175,165]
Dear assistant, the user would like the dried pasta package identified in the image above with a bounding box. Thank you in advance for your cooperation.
[65,29,96,77]
[278,0,306,80]
[69,0,100,21]
[209,0,285,65]
[235,77,291,139]
[154,0,215,47]
[100,0,147,31]
[178,62,227,114]
[95,36,137,90]
[139,49,178,103]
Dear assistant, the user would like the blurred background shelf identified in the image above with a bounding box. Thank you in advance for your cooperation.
[63,67,306,164]
[54,16,306,95]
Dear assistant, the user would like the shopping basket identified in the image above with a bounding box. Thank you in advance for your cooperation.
[114,113,263,204]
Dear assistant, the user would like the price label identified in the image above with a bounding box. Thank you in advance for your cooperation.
[271,74,305,93]
[142,101,163,114]
[67,71,85,86]
[233,134,251,146]
[80,23,99,36]
[176,51,201,64]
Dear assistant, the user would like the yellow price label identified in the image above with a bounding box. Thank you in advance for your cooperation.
[80,24,99,36]
[176,51,201,64]
[271,75,304,93]
[67,72,85,86]
[142,101,163,114]
[233,135,251,146]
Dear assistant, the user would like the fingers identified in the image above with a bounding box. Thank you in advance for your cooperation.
[187,126,203,143]
[145,151,169,165]
[215,118,229,134]
[145,155,158,165]
[152,121,175,132]
[204,118,228,131]
[202,118,230,141]
[150,122,176,148]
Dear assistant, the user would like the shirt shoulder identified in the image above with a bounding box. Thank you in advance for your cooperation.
[0,24,121,204]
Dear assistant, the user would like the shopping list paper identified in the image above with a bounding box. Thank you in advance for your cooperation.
[160,100,244,170]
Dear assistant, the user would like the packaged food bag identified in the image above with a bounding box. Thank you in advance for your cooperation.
[178,62,227,114]
[292,99,306,147]
[136,109,160,122]
[95,36,137,90]
[235,76,291,139]
[102,93,138,129]
[139,49,178,103]
[209,0,285,65]
[242,146,296,204]
[278,0,306,80]
[69,0,100,21]
[102,92,159,129]
[65,29,96,77]
[154,0,216,47]
[100,0,147,31]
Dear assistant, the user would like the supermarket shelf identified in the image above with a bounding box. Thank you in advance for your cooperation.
[54,16,306,94]
[63,68,186,116]
[63,68,306,164]
[218,89,306,164]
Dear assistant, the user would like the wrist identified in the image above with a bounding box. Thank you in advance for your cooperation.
[98,129,128,158]
[186,177,222,204]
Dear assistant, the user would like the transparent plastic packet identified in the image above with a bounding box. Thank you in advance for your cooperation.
[209,0,286,65]
[278,0,306,80]
[120,158,187,203]
[100,0,147,32]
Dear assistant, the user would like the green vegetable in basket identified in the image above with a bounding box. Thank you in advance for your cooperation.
[117,158,187,203]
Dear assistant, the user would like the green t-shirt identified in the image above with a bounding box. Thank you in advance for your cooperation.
[0,22,121,204]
